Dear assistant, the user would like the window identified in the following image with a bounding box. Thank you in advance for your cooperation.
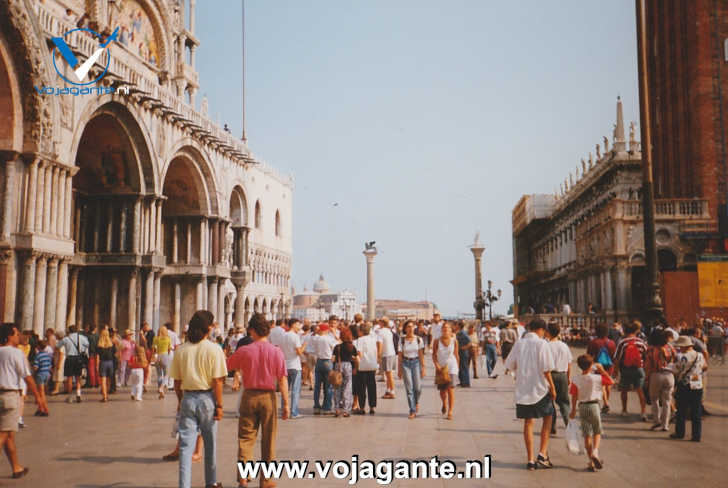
[275,210,281,237]
[254,200,261,229]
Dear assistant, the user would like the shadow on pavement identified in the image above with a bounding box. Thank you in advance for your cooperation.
[57,455,160,464]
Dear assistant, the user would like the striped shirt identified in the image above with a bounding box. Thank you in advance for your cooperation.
[33,350,53,375]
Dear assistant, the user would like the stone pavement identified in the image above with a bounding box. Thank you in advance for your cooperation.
[6,349,727,488]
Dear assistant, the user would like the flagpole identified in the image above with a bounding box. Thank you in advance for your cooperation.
[241,0,247,143]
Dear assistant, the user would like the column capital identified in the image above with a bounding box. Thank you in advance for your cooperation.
[46,256,59,267]
[0,248,12,264]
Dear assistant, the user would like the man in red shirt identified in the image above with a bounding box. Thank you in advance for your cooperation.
[227,313,289,488]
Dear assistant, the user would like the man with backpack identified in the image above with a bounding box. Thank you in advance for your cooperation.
[614,320,648,420]
[586,324,616,413]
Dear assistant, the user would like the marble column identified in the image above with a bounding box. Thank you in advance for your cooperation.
[195,280,204,310]
[66,267,78,327]
[55,260,69,331]
[76,270,85,327]
[93,202,101,252]
[173,281,181,334]
[132,199,141,253]
[24,159,38,232]
[49,167,59,235]
[599,272,607,312]
[44,258,58,333]
[363,249,377,320]
[149,200,157,254]
[92,273,101,326]
[234,286,245,328]
[208,279,218,322]
[1,159,17,240]
[120,203,127,252]
[43,164,52,233]
[106,202,114,252]
[202,276,208,310]
[200,219,206,265]
[615,266,630,316]
[604,268,614,313]
[211,220,219,264]
[56,169,66,238]
[33,256,48,334]
[128,269,138,333]
[217,280,225,330]
[153,271,161,332]
[186,221,192,263]
[20,253,37,332]
[110,275,118,331]
[64,172,73,238]
[156,200,163,253]
[34,162,45,231]
[141,202,148,253]
[172,220,178,263]
[144,270,154,326]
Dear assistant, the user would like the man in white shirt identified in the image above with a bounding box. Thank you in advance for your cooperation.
[353,323,381,414]
[280,319,306,418]
[268,321,286,348]
[0,322,47,479]
[58,325,89,403]
[504,319,556,471]
[430,312,444,344]
[377,320,397,399]
[545,322,572,436]
[311,324,339,414]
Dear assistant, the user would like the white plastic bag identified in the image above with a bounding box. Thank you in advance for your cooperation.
[565,419,583,455]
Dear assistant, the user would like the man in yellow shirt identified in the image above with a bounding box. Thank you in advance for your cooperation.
[170,310,227,488]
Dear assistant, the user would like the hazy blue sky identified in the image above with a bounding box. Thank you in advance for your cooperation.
[196,1,640,316]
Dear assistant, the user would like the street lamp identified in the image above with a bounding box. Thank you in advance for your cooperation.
[484,280,502,321]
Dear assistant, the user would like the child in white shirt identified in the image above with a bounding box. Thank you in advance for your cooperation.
[570,354,614,472]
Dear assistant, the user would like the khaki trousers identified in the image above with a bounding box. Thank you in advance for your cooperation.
[238,389,277,481]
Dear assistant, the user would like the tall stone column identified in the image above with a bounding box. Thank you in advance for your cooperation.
[1,158,17,240]
[195,279,204,310]
[208,279,218,321]
[20,253,37,332]
[132,199,141,254]
[119,203,127,252]
[469,234,486,321]
[43,165,52,233]
[49,167,59,235]
[66,267,78,327]
[156,200,163,253]
[234,285,245,328]
[55,259,69,331]
[149,199,157,254]
[172,220,179,263]
[200,219,207,265]
[106,202,114,252]
[153,271,161,332]
[34,162,45,231]
[128,268,139,333]
[64,171,74,238]
[44,258,58,333]
[173,281,181,334]
[24,158,38,232]
[76,270,85,327]
[110,274,118,331]
[144,270,154,326]
[0,250,13,322]
[56,169,65,238]
[217,280,225,329]
[604,268,614,314]
[186,221,192,263]
[363,245,378,320]
[33,256,48,335]
[615,265,630,317]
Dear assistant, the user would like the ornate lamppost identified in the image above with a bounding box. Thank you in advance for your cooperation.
[484,280,502,321]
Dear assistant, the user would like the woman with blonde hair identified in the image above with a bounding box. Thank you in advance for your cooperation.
[153,325,173,398]
[433,322,459,420]
[97,328,115,402]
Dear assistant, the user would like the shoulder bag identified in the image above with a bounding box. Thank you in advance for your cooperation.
[328,345,343,387]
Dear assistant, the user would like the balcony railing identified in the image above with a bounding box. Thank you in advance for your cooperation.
[621,199,710,219]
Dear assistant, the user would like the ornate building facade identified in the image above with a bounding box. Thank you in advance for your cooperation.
[0,0,293,334]
[291,275,361,322]
[512,98,714,322]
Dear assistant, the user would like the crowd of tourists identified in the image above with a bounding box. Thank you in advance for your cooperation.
[0,310,725,485]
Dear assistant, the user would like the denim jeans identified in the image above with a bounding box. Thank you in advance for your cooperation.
[484,344,497,376]
[333,362,353,413]
[314,359,333,411]
[156,353,172,388]
[401,358,422,414]
[458,350,471,386]
[178,391,218,488]
[287,369,302,416]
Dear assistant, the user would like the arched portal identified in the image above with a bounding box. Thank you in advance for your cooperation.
[229,186,250,271]
[70,103,157,334]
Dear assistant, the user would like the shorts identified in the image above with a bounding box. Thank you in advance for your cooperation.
[382,356,396,372]
[437,380,454,391]
[99,359,114,378]
[619,366,645,391]
[501,342,513,360]
[516,393,555,419]
[64,356,83,377]
[0,391,21,432]
[35,372,51,386]
[305,353,316,371]
[578,402,603,436]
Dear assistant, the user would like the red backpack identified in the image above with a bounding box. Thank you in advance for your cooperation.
[622,340,643,368]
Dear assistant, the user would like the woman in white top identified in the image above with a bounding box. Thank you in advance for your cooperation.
[433,322,459,420]
[398,320,426,419]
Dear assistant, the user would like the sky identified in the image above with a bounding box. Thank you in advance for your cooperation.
[196,1,640,317]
